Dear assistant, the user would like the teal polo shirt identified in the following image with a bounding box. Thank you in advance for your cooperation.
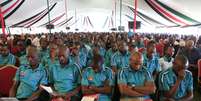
[81,66,114,101]
[160,68,193,100]
[19,55,28,65]
[49,63,81,94]
[0,53,16,66]
[111,51,130,70]
[104,48,116,67]
[14,64,48,99]
[143,53,161,75]
[118,66,154,99]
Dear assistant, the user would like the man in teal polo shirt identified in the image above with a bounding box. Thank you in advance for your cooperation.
[49,46,81,101]
[143,40,161,79]
[39,37,49,67]
[0,43,18,67]
[9,45,48,101]
[69,42,87,70]
[111,40,130,73]
[81,48,114,101]
[159,55,193,101]
[118,52,156,101]
[104,42,118,68]
[111,40,130,101]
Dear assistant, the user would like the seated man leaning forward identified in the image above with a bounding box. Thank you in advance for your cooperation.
[9,45,48,101]
[81,48,114,101]
[159,54,193,101]
[49,46,81,101]
[118,52,156,101]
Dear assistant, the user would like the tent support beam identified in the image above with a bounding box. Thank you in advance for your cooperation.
[46,0,51,34]
[133,0,138,32]
[120,0,122,32]
[0,6,6,37]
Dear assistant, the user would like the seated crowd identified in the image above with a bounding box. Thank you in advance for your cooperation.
[0,32,201,101]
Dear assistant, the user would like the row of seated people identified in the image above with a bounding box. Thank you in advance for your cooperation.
[0,36,198,101]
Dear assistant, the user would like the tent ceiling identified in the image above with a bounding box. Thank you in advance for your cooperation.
[1,0,201,30]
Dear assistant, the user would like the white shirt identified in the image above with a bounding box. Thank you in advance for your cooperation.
[159,57,174,71]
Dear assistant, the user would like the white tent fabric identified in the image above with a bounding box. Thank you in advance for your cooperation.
[1,0,201,32]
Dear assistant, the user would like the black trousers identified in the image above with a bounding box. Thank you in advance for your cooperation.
[112,76,120,101]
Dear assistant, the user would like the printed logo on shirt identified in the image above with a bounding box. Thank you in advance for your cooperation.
[88,76,93,81]
[20,71,26,77]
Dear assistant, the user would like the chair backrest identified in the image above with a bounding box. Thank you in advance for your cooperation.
[198,59,201,83]
[0,66,18,97]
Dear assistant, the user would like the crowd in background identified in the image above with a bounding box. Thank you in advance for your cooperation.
[0,32,201,101]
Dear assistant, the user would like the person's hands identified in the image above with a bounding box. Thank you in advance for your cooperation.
[89,86,97,91]
[178,69,186,80]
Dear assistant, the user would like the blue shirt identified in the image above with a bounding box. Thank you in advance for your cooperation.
[143,53,161,75]
[118,67,154,99]
[19,55,28,65]
[99,47,106,58]
[79,46,89,68]
[39,49,50,66]
[69,52,87,71]
[14,64,48,98]
[49,63,81,94]
[81,66,114,101]
[159,68,193,100]
[104,48,116,67]
[111,51,130,69]
[0,53,16,66]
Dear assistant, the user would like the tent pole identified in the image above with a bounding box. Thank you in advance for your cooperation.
[114,0,117,28]
[133,0,138,33]
[0,6,6,38]
[65,0,68,26]
[120,0,122,32]
[46,0,51,34]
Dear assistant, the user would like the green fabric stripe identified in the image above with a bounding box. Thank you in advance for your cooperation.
[156,0,200,23]
[128,6,166,26]
[144,0,179,25]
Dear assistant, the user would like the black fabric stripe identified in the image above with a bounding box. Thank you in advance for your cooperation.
[25,3,57,27]
[0,0,13,7]
[59,16,73,27]
[144,0,179,25]
[128,6,166,26]
[11,6,46,27]
[4,0,25,19]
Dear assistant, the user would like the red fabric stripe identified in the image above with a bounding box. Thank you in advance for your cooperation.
[2,0,21,14]
[49,13,65,25]
[148,0,188,25]
[0,7,6,37]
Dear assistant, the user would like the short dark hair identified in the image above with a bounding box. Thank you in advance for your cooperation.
[176,54,188,67]
[147,40,156,49]
[163,45,173,54]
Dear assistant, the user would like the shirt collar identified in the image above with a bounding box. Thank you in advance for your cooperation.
[128,66,144,72]
[118,51,130,56]
[27,64,43,72]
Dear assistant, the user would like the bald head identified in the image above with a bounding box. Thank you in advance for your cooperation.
[186,40,194,49]
[27,45,39,68]
[58,46,69,66]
